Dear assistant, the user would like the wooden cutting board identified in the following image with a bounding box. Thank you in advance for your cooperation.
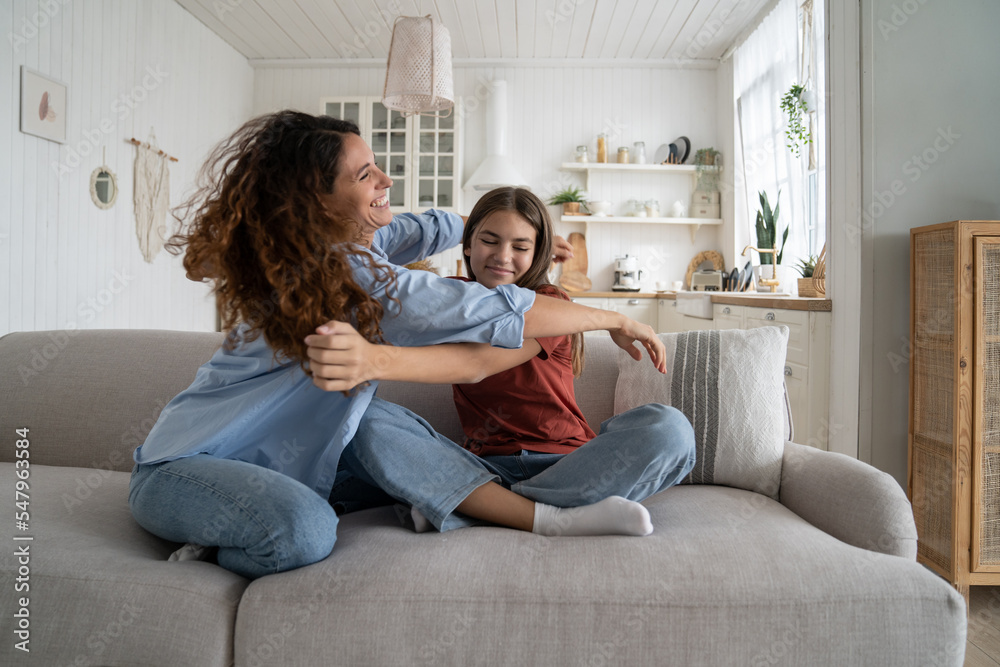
[559,232,591,292]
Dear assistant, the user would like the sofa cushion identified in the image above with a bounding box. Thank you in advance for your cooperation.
[232,486,965,666]
[614,327,789,498]
[0,463,248,667]
[0,330,225,471]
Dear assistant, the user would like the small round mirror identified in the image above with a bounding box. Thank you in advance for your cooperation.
[90,166,118,209]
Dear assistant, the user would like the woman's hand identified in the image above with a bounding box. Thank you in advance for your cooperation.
[609,317,667,373]
[305,321,386,392]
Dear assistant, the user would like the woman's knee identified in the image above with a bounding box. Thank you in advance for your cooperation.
[275,503,339,571]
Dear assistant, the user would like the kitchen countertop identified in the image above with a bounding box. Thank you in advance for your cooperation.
[566,291,832,312]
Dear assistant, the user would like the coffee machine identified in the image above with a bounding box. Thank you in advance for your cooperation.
[612,254,644,292]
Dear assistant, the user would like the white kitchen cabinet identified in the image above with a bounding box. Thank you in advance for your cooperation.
[711,303,744,330]
[570,297,657,335]
[657,299,714,333]
[711,303,831,449]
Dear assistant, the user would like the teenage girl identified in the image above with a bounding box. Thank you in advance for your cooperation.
[309,187,696,536]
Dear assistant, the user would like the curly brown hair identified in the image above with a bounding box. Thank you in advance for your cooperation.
[167,110,394,371]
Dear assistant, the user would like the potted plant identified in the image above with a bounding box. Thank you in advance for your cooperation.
[780,83,813,158]
[694,147,720,167]
[753,190,794,292]
[755,190,787,265]
[794,254,821,297]
[547,186,589,216]
[694,148,721,190]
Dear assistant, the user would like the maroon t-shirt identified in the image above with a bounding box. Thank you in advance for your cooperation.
[449,279,596,456]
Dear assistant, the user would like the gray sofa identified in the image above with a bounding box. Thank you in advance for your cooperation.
[0,329,966,666]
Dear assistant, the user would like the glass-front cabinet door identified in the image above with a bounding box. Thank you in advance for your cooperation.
[417,113,456,211]
[321,96,460,214]
[370,102,410,211]
[321,99,362,128]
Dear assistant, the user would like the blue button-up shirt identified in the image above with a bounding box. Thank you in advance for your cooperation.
[133,210,536,498]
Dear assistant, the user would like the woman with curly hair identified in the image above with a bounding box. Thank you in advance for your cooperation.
[128,110,665,579]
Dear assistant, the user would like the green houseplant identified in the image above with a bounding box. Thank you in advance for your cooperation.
[794,255,817,278]
[780,84,812,158]
[547,186,589,215]
[755,190,788,265]
[694,147,720,167]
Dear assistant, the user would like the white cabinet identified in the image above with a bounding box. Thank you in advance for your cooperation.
[657,299,714,333]
[321,96,462,215]
[657,299,831,449]
[713,303,830,449]
[711,303,744,330]
[570,297,658,335]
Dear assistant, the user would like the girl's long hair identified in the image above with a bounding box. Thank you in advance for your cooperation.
[166,110,394,371]
[462,187,585,376]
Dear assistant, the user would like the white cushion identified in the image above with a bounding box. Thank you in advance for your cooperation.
[614,327,789,498]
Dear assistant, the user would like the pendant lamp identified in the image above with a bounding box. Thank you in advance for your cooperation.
[382,15,454,117]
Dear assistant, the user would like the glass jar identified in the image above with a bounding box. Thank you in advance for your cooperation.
[574,145,589,163]
[633,141,646,164]
[625,199,639,216]
[645,199,660,217]
[596,134,607,163]
[617,147,630,164]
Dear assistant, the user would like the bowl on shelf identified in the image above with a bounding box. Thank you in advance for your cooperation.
[587,200,612,216]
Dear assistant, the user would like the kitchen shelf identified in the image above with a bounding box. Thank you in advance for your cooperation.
[559,162,723,241]
[560,215,722,242]
[560,162,720,174]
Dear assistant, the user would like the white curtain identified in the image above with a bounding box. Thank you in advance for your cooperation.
[734,0,825,269]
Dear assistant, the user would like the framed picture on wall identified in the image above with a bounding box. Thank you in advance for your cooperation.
[20,66,67,144]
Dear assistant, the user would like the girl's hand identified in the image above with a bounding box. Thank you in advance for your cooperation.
[609,317,667,373]
[305,321,388,392]
[551,235,575,263]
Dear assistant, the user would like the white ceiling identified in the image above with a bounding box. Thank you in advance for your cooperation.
[175,0,771,64]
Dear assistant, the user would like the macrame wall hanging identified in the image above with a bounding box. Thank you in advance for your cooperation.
[128,130,178,263]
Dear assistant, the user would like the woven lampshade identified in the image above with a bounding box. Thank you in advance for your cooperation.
[383,15,454,117]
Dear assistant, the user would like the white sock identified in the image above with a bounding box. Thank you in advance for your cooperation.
[532,496,653,537]
[411,506,433,533]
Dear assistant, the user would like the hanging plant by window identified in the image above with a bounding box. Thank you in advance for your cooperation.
[780,83,812,158]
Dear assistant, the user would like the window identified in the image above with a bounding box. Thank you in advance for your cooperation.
[734,0,826,268]
[321,96,462,214]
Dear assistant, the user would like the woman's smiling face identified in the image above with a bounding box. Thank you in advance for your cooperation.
[465,210,538,289]
[326,132,394,246]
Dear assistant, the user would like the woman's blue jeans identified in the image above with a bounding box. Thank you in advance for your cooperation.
[129,455,340,580]
[129,399,695,579]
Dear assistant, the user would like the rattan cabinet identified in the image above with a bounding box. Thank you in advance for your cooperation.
[909,220,1000,602]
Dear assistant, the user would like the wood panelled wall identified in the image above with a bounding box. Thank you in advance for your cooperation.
[1,0,254,336]
[253,63,725,291]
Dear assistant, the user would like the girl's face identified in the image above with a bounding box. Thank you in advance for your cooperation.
[465,210,538,289]
[326,133,394,246]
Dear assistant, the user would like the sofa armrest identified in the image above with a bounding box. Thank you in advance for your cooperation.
[779,441,917,559]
